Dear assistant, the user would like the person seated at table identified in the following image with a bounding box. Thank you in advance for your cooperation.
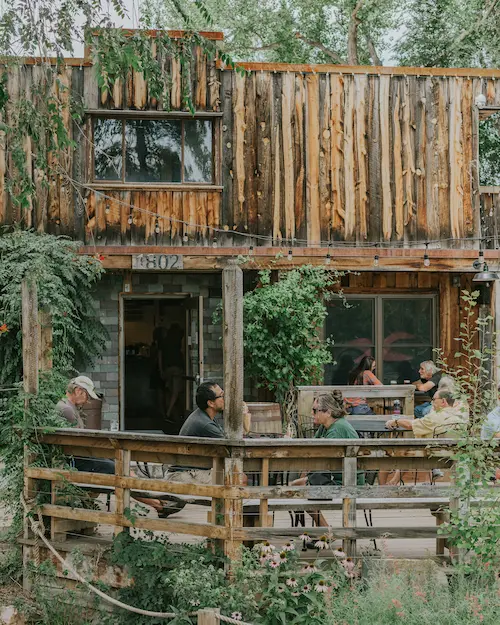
[413,360,442,418]
[481,385,500,441]
[384,390,467,485]
[291,392,363,527]
[56,377,179,518]
[345,356,382,415]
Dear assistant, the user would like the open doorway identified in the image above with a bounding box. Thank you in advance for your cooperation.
[122,295,203,433]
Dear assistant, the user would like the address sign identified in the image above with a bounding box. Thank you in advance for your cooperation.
[132,254,184,270]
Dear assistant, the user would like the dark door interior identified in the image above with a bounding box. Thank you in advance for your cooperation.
[124,297,188,433]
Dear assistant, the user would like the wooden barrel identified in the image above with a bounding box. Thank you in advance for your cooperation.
[246,402,282,434]
[82,398,103,430]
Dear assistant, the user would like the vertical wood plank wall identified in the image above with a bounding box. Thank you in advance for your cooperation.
[1,60,499,247]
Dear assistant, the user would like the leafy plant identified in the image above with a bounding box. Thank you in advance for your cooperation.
[242,265,343,430]
[435,290,500,570]
[0,230,107,384]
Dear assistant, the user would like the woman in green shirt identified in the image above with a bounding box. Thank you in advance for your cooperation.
[292,392,363,527]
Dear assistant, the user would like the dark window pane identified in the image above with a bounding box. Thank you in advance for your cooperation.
[326,346,375,385]
[94,118,122,181]
[383,299,433,345]
[382,346,434,385]
[125,119,181,182]
[184,120,213,183]
[326,299,375,343]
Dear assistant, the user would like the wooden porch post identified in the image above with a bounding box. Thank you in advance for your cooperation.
[222,260,244,563]
[21,278,40,592]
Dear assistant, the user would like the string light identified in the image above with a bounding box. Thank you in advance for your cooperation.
[373,243,379,267]
[154,218,160,234]
[249,245,254,255]
[287,249,293,261]
[127,215,133,225]
[423,243,430,267]
[212,238,218,248]
[105,202,110,215]
[325,243,332,265]
[183,233,189,243]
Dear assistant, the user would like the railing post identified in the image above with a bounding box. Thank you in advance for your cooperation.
[114,447,131,535]
[259,458,270,527]
[222,261,244,563]
[21,278,40,592]
[342,446,358,558]
[197,607,220,625]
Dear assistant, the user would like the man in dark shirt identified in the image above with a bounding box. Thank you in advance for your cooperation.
[165,382,226,484]
[179,382,225,438]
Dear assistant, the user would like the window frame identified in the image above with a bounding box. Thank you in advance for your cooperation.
[88,110,222,188]
[328,293,438,383]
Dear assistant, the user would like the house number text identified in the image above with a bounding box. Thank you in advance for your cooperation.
[132,254,184,270]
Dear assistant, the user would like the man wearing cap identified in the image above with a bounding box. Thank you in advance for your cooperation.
[55,376,185,518]
[56,376,98,428]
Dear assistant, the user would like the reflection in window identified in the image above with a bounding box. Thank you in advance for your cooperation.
[94,118,123,181]
[93,117,214,184]
[325,296,436,385]
[184,120,212,183]
[125,120,181,183]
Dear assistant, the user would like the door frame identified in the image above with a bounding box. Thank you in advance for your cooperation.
[119,292,190,430]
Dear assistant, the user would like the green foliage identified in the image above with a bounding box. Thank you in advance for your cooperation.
[242,265,341,425]
[0,230,107,384]
[435,290,500,570]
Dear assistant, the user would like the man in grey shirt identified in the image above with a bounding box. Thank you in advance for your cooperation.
[56,376,99,428]
[179,381,225,438]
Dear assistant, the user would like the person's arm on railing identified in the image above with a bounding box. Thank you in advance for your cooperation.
[385,418,413,430]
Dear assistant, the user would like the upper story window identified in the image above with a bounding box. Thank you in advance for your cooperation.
[93,117,214,184]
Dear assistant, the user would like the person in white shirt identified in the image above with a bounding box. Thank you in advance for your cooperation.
[481,386,500,440]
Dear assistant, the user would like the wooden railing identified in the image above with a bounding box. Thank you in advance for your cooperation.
[22,428,490,563]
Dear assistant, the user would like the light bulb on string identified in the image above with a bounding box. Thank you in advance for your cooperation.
[249,245,254,255]
[212,238,218,248]
[154,218,160,234]
[105,202,110,215]
[325,243,332,265]
[423,243,430,267]
[127,215,133,225]
[287,249,293,261]
[183,233,188,243]
[373,254,379,267]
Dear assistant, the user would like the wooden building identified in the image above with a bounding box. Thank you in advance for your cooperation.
[1,31,499,431]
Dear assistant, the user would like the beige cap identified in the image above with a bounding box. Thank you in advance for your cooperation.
[72,375,99,400]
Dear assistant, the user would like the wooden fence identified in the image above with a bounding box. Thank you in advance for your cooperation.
[23,428,485,563]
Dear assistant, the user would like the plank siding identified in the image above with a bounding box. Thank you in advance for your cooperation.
[0,61,491,248]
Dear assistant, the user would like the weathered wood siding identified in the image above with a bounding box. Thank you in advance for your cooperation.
[1,59,498,247]
[222,72,489,246]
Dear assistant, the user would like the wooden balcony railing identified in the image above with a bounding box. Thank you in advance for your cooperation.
[23,428,492,566]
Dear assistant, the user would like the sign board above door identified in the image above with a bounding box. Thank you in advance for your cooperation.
[131,254,184,270]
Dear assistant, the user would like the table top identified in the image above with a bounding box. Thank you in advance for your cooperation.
[349,418,407,433]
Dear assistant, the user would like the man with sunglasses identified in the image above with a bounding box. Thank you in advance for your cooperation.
[179,381,225,438]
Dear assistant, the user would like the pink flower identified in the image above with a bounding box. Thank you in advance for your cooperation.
[277,584,286,593]
[283,541,295,551]
[332,549,347,558]
[298,533,310,541]
[269,560,279,568]
[259,541,275,554]
[278,551,288,564]
[291,591,300,597]
[286,578,298,587]
[231,612,242,621]
[301,564,317,573]
[315,580,329,593]
[315,536,329,550]
[259,556,269,566]
[392,599,402,609]
[303,584,311,593]
[341,558,355,573]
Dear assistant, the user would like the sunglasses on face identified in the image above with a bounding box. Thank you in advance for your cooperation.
[213,392,225,399]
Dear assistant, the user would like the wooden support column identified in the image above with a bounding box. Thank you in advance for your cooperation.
[222,261,244,563]
[259,458,270,527]
[197,608,220,625]
[21,278,39,592]
[342,446,358,558]
[38,310,53,371]
[114,448,131,535]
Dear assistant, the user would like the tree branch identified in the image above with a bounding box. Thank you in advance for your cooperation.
[347,0,365,65]
[248,42,282,52]
[452,0,500,49]
[365,33,381,66]
[294,32,344,63]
